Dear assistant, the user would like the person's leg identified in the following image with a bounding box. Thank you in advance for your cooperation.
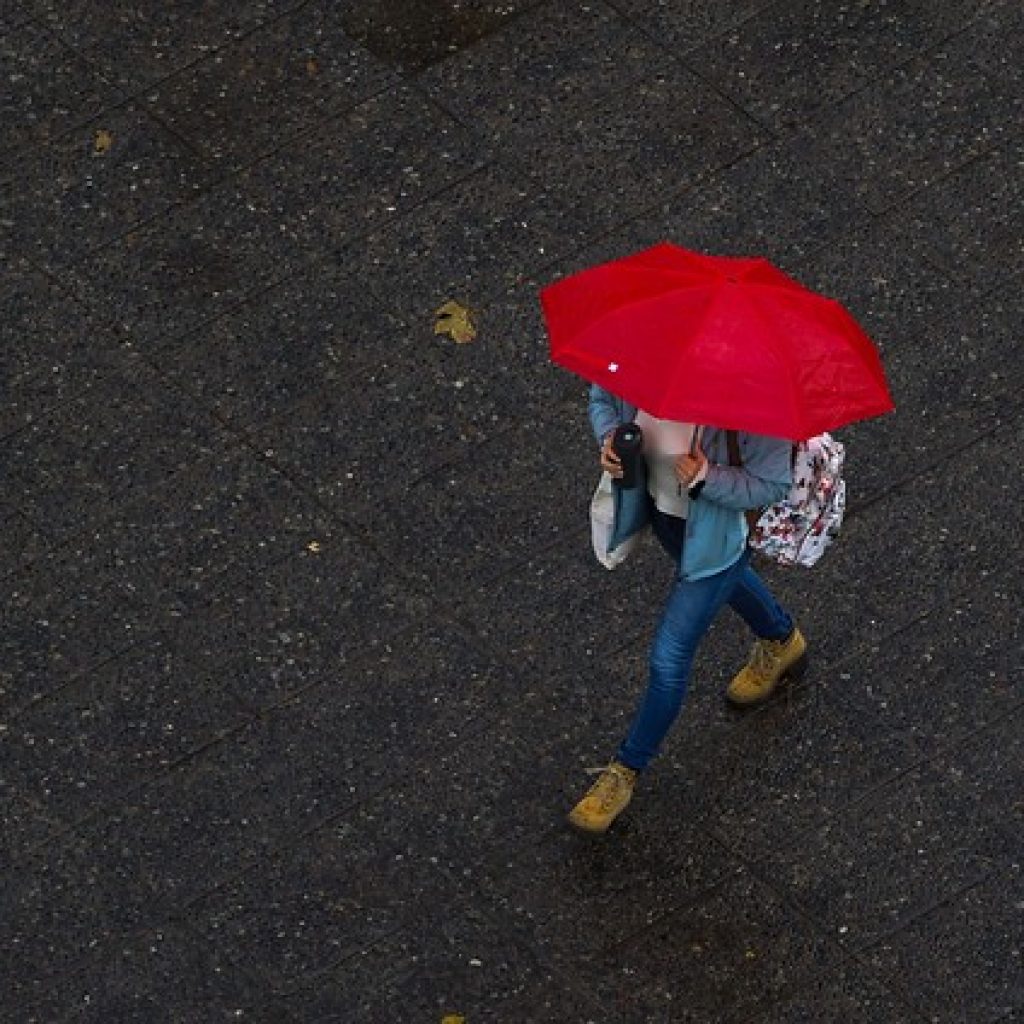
[569,559,750,833]
[727,560,794,640]
[616,556,749,771]
[725,557,807,706]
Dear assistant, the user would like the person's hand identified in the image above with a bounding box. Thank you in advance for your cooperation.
[675,442,707,488]
[600,433,623,478]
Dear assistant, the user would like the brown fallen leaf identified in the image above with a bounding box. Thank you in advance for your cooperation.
[93,129,114,154]
[434,300,476,344]
[306,56,319,76]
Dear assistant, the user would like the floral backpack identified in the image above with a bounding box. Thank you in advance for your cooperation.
[727,431,846,568]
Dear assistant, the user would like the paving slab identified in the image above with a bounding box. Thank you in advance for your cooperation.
[741,749,1013,953]
[389,722,739,966]
[610,0,774,53]
[416,0,665,144]
[408,2,764,290]
[22,0,306,93]
[1,591,125,725]
[335,0,539,72]
[356,160,596,326]
[230,82,490,261]
[252,378,594,586]
[748,958,923,1024]
[2,442,331,713]
[162,536,506,717]
[3,633,252,855]
[693,0,989,130]
[75,84,484,349]
[320,399,596,589]
[418,0,761,159]
[574,868,842,1023]
[616,131,863,266]
[0,776,66,870]
[28,605,505,918]
[768,417,1024,674]
[52,923,295,1024]
[0,15,122,158]
[4,834,165,1017]
[147,265,399,429]
[184,785,472,992]
[863,861,1024,1024]
[0,503,46,581]
[4,361,230,544]
[885,138,1024,292]
[0,2,32,26]
[445,521,669,682]
[790,37,1021,215]
[141,2,399,168]
[3,102,217,274]
[701,669,931,863]
[934,0,1024,96]
[832,565,1023,754]
[0,263,133,442]
[284,900,557,1022]
[64,182,310,350]
[785,248,1021,504]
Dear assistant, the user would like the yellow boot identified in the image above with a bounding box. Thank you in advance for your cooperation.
[567,762,637,834]
[727,628,808,706]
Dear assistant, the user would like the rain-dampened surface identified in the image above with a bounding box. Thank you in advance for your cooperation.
[3,0,1023,1021]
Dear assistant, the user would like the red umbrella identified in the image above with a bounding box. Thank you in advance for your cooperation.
[541,242,894,440]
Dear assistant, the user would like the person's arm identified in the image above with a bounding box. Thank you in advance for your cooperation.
[680,434,791,509]
[588,384,623,446]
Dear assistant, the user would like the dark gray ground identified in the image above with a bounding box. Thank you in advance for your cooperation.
[2,1,1022,1021]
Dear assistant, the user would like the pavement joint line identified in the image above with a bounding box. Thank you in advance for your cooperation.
[268,924,411,999]
[19,82,485,300]
[847,409,1024,519]
[696,827,935,1024]
[0,425,259,582]
[849,860,1010,961]
[54,0,317,103]
[3,639,139,724]
[167,762,425,917]
[133,73,409,185]
[420,848,621,1022]
[10,717,258,865]
[607,831,932,1020]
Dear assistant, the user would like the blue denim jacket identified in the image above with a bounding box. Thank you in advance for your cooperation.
[589,384,792,581]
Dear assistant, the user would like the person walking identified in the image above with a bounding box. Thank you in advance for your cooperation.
[567,383,807,835]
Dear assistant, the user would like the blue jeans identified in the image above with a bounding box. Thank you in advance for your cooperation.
[616,504,794,771]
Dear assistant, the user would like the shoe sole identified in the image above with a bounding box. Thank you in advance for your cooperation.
[725,650,809,707]
[566,801,631,836]
[567,817,612,837]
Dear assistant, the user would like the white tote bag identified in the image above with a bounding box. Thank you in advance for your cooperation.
[590,472,640,569]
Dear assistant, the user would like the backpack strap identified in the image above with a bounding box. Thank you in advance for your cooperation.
[726,429,742,468]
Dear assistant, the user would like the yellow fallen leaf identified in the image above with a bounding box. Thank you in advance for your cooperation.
[94,129,114,154]
[441,1016,466,1024]
[434,300,476,344]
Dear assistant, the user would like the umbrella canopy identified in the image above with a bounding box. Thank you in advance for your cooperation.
[541,242,894,440]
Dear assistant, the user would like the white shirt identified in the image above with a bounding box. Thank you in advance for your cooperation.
[636,411,701,519]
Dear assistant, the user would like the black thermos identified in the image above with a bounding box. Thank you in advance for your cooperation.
[611,423,643,489]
